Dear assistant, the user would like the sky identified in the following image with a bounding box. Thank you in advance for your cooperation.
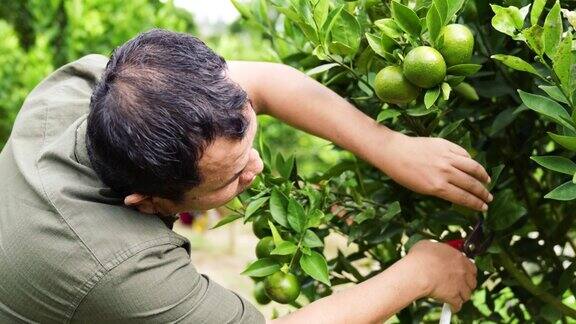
[172,0,241,32]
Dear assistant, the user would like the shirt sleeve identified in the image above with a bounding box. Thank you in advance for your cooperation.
[71,244,265,324]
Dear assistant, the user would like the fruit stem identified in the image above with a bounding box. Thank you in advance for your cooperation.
[288,231,306,271]
[326,53,376,94]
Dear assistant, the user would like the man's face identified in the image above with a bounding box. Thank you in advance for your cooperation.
[175,103,263,211]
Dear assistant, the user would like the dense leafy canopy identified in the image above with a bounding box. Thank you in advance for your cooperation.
[230,0,576,322]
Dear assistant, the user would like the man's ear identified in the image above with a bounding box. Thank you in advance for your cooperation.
[124,193,156,214]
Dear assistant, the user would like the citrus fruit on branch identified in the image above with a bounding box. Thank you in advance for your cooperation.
[255,236,275,259]
[374,66,420,105]
[439,24,474,66]
[264,271,301,304]
[403,46,447,89]
[254,281,271,305]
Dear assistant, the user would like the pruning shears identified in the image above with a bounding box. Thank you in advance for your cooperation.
[439,217,494,324]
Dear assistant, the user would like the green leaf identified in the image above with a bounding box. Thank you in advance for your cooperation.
[211,214,243,229]
[553,35,573,96]
[549,133,576,151]
[518,90,574,131]
[486,189,527,230]
[446,75,466,87]
[426,4,442,45]
[522,25,544,56]
[487,164,505,191]
[312,0,329,29]
[539,85,569,104]
[257,0,269,23]
[322,5,344,45]
[438,119,464,138]
[275,153,295,179]
[275,6,302,23]
[543,1,562,58]
[241,258,280,277]
[441,82,452,100]
[491,54,542,78]
[245,196,269,218]
[303,230,324,248]
[446,64,482,76]
[382,201,401,222]
[270,241,298,255]
[445,0,465,23]
[307,209,324,228]
[299,251,331,286]
[268,221,285,246]
[531,0,546,25]
[287,198,307,233]
[306,63,339,76]
[424,87,441,109]
[454,82,479,101]
[545,181,576,200]
[476,255,497,272]
[531,156,576,175]
[491,5,524,37]
[270,189,289,227]
[375,18,402,39]
[365,33,395,59]
[433,0,448,25]
[391,1,422,37]
[329,9,361,55]
[355,207,376,224]
[377,109,401,122]
[231,0,253,19]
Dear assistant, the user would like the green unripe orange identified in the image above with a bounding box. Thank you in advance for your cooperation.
[254,281,271,305]
[264,271,301,304]
[438,24,474,66]
[374,66,420,105]
[252,217,271,239]
[403,46,447,89]
[255,236,275,259]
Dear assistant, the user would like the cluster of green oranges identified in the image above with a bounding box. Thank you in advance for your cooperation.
[374,24,474,105]
[252,217,301,305]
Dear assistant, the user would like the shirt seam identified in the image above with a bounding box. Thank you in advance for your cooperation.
[67,238,188,324]
[35,98,105,269]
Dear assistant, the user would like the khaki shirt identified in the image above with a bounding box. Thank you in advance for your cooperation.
[0,55,264,324]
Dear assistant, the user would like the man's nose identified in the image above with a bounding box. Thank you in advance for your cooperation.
[252,149,264,176]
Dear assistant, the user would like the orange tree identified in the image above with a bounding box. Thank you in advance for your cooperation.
[218,0,576,322]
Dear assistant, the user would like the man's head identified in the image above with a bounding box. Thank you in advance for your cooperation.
[87,29,263,215]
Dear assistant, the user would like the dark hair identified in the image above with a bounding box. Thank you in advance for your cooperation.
[86,29,249,202]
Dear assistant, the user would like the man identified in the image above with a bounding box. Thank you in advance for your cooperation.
[0,29,491,323]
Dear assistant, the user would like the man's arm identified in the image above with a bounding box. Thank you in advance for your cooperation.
[228,61,493,211]
[270,240,476,324]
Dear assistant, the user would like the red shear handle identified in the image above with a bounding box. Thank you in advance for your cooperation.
[445,239,465,251]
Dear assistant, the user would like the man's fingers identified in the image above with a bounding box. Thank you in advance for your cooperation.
[441,184,488,211]
[465,272,477,291]
[449,298,464,313]
[452,155,491,184]
[459,288,472,303]
[449,170,493,204]
[449,144,471,158]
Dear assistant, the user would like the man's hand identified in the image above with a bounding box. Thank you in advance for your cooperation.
[372,130,493,211]
[227,61,492,211]
[406,240,477,312]
[268,239,477,324]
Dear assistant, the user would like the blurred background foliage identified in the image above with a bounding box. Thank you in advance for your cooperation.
[0,0,344,175]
